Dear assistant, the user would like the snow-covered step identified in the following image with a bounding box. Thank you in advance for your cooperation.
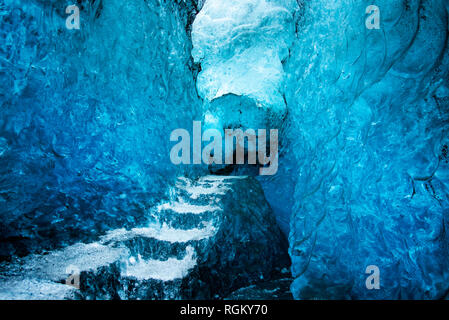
[72,248,198,300]
[157,201,220,214]
[0,242,129,283]
[101,223,216,261]
[0,242,129,300]
[123,246,196,281]
[176,176,232,200]
[200,175,248,182]
[72,242,200,300]
[155,196,222,230]
[101,222,216,244]
[0,277,77,300]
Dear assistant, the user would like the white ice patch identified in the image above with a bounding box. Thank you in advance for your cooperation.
[176,176,232,199]
[0,242,129,300]
[124,246,197,281]
[192,0,298,110]
[0,278,76,300]
[157,200,220,214]
[200,175,248,182]
[3,243,129,282]
[101,222,216,244]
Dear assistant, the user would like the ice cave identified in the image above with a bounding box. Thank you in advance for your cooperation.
[0,0,449,300]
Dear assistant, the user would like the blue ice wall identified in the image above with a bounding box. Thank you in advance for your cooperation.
[0,0,202,258]
[284,0,449,299]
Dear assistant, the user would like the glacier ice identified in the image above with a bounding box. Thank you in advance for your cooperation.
[0,0,203,258]
[1,0,449,300]
[283,0,449,299]
[192,0,449,299]
[192,0,299,121]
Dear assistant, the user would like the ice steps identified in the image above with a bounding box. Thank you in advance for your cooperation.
[0,175,236,300]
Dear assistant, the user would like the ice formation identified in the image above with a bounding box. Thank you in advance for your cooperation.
[0,175,288,299]
[1,0,449,300]
[283,0,449,299]
[192,0,449,299]
[0,0,203,258]
[192,0,299,130]
[192,0,297,105]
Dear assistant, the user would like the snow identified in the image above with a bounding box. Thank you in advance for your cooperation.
[176,176,230,199]
[1,243,129,282]
[124,246,197,281]
[101,222,216,244]
[0,278,76,300]
[157,201,221,214]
